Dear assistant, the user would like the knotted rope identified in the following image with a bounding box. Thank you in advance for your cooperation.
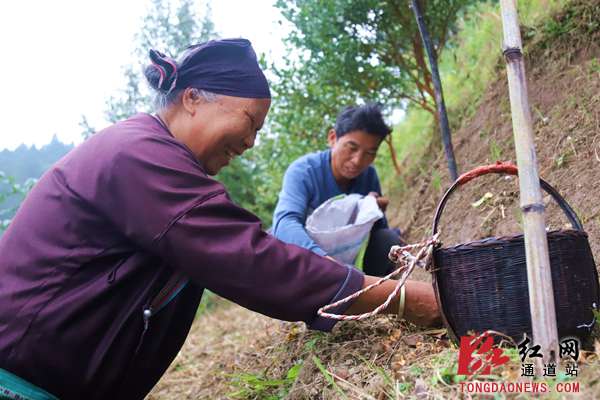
[317,233,440,321]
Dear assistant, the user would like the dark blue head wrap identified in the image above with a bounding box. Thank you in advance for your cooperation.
[147,38,271,99]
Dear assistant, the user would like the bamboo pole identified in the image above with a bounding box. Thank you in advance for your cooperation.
[410,0,458,181]
[500,0,558,364]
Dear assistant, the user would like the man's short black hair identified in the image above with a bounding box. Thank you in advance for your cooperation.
[334,103,392,139]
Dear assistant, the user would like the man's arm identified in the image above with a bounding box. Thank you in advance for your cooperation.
[272,162,327,255]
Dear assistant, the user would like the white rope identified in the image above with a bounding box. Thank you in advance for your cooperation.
[317,233,440,321]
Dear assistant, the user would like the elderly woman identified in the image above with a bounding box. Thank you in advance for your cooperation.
[0,39,440,400]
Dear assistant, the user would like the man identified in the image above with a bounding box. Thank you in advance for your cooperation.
[273,104,403,277]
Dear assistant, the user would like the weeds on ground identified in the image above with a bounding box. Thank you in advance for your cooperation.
[381,0,572,194]
[227,363,302,399]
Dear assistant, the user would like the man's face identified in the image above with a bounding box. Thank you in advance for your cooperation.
[328,129,382,183]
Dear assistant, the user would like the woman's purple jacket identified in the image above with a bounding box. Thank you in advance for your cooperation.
[0,113,364,399]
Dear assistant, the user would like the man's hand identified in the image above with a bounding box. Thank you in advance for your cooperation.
[368,191,389,212]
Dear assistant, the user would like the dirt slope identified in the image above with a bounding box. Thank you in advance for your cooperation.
[391,2,600,255]
[149,2,600,398]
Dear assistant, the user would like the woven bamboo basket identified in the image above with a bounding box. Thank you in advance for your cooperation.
[431,162,599,344]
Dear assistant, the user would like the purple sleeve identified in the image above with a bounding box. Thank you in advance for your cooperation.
[156,192,364,331]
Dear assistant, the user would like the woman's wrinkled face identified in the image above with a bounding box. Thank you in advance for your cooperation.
[186,95,270,175]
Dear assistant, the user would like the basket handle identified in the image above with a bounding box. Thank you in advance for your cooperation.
[432,161,583,235]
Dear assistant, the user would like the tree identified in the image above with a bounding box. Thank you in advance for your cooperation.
[0,138,73,231]
[411,0,458,180]
[83,0,282,223]
[0,171,37,233]
[3,2,218,232]
[96,0,276,222]
[238,0,481,226]
[105,0,215,122]
[267,0,480,176]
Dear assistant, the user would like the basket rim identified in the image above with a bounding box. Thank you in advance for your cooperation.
[434,229,588,253]
[431,162,584,236]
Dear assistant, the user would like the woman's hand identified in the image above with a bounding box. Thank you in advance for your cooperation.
[345,276,442,327]
[402,280,442,327]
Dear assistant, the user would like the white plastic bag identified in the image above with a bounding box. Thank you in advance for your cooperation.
[306,194,383,265]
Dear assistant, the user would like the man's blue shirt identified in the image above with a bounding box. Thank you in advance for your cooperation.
[272,149,387,256]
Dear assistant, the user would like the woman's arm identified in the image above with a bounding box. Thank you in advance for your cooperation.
[345,276,442,327]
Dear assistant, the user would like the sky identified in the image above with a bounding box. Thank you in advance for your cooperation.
[0,0,288,151]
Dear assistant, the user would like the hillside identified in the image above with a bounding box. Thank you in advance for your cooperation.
[0,135,73,182]
[0,136,73,226]
[391,0,600,254]
[149,1,600,398]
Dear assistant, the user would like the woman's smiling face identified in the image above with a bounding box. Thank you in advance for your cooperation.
[183,93,271,175]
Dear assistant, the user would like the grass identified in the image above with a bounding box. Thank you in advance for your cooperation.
[490,138,503,163]
[312,356,348,399]
[227,363,302,399]
[365,0,598,397]
[589,58,600,74]
[149,1,600,398]
[377,0,570,191]
[196,289,220,316]
[430,170,442,193]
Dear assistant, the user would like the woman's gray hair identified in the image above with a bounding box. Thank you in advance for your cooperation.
[152,87,219,111]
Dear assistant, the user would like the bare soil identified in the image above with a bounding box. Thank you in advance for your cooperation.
[390,35,600,255]
[149,2,600,398]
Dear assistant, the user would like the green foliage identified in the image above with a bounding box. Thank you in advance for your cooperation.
[312,356,348,399]
[593,308,600,325]
[377,107,434,190]
[303,332,325,352]
[397,381,413,394]
[96,0,276,228]
[386,0,567,191]
[555,152,567,168]
[0,171,37,232]
[241,0,483,225]
[79,116,96,141]
[104,0,215,123]
[196,289,219,316]
[489,138,502,162]
[0,137,71,229]
[431,170,442,192]
[227,362,302,399]
[537,0,598,43]
[215,151,275,224]
[273,0,479,110]
[269,0,480,148]
[589,58,600,74]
